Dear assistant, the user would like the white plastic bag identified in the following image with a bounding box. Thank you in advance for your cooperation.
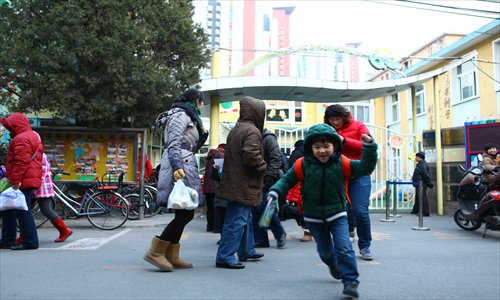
[0,187,28,211]
[168,180,199,210]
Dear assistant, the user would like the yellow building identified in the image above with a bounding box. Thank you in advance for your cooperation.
[370,20,500,215]
[210,20,499,215]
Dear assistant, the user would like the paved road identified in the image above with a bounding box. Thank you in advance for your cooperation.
[1,212,499,300]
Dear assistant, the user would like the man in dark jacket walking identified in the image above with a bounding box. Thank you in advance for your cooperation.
[215,96,267,269]
[252,128,287,248]
[411,151,433,216]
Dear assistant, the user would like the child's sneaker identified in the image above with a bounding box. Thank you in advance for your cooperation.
[360,247,373,260]
[342,283,359,299]
[328,264,342,279]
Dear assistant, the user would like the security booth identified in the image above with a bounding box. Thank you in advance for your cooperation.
[421,127,466,215]
[463,122,500,168]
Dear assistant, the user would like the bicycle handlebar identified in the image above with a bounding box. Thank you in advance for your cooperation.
[53,169,70,176]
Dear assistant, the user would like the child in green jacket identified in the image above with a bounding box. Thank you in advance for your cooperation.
[267,123,377,299]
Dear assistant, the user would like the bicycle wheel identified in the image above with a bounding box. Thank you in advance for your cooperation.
[32,198,55,228]
[125,193,140,220]
[126,188,156,220]
[144,186,161,217]
[85,191,129,230]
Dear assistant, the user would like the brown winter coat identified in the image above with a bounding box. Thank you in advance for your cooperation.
[481,152,499,182]
[1,113,43,189]
[215,96,267,207]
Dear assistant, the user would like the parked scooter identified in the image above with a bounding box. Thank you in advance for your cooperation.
[454,160,500,237]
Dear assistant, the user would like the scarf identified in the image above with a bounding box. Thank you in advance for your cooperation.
[171,100,208,151]
[171,100,204,133]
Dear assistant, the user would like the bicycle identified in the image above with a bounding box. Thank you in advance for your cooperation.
[122,184,160,219]
[45,171,131,230]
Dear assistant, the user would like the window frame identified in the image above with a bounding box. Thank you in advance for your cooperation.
[391,94,400,124]
[457,59,478,101]
[415,84,426,116]
[264,100,305,125]
[325,102,371,125]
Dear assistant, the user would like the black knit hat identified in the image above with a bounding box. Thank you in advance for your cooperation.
[182,88,205,103]
[484,143,497,152]
[416,151,425,159]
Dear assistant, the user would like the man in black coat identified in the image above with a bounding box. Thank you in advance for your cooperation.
[411,151,433,216]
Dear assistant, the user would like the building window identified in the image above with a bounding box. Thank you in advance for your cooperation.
[457,59,477,101]
[416,84,425,115]
[346,105,369,124]
[493,39,500,94]
[265,101,304,123]
[391,94,399,123]
[332,103,371,124]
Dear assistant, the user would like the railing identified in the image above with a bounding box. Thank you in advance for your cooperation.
[194,122,418,212]
[274,124,419,211]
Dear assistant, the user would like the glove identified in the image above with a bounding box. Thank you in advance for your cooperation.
[173,169,185,181]
[267,190,278,202]
[428,183,434,189]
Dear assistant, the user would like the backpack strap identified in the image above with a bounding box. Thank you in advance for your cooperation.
[294,155,351,180]
[340,155,352,205]
[294,157,304,181]
[293,155,353,205]
[340,155,351,177]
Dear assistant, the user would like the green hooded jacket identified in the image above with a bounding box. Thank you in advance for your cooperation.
[269,123,378,223]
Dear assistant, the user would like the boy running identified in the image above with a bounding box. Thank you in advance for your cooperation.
[267,123,377,299]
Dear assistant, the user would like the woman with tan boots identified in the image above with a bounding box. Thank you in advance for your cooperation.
[144,88,208,271]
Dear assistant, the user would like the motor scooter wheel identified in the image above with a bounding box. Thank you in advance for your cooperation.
[454,209,482,231]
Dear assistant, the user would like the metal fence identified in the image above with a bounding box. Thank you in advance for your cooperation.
[274,124,418,211]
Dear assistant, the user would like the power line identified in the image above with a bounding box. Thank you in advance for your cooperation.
[397,0,500,16]
[216,48,500,65]
[365,0,499,19]
[471,61,500,84]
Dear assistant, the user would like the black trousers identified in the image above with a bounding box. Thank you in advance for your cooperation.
[204,193,215,231]
[411,187,429,216]
[159,209,195,244]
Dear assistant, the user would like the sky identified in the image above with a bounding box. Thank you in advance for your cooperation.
[268,0,499,59]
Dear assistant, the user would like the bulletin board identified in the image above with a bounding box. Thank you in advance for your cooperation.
[35,127,144,183]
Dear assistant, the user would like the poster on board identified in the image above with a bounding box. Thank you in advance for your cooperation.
[37,129,138,183]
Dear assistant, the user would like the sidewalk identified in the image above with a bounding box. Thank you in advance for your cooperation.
[55,207,205,229]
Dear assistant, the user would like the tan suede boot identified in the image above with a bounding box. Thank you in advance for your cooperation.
[144,237,174,271]
[166,243,193,268]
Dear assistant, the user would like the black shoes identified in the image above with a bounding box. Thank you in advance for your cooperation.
[342,283,359,299]
[239,252,264,262]
[254,242,270,248]
[216,261,245,269]
[11,244,38,250]
[329,264,342,280]
[0,243,14,249]
[277,233,287,248]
